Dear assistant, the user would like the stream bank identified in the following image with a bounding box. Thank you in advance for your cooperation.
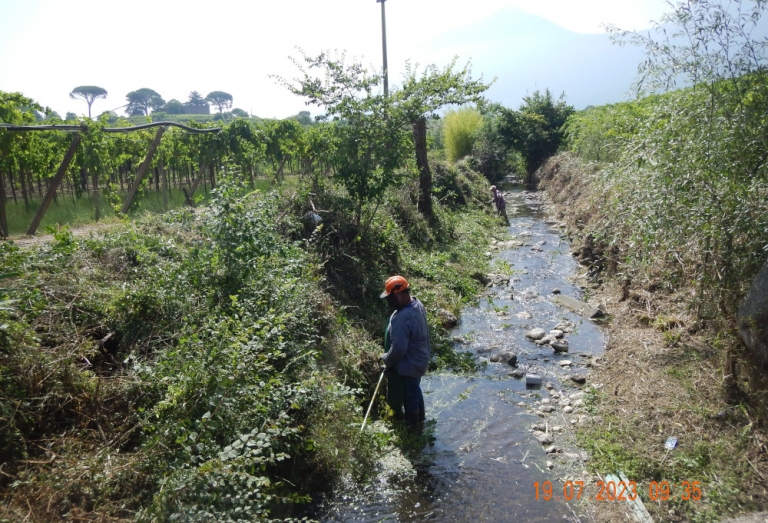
[537,153,768,523]
[316,185,607,522]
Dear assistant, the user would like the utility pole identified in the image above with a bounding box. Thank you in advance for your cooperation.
[377,0,389,97]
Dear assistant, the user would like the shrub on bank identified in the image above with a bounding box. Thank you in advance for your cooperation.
[0,164,497,520]
[558,82,768,320]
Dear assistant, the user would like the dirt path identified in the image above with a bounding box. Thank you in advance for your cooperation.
[6,221,120,248]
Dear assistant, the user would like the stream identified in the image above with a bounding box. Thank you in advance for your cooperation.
[318,186,606,522]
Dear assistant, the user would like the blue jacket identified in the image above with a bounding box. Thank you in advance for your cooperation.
[382,297,431,378]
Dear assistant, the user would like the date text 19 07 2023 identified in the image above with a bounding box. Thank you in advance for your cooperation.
[533,480,703,502]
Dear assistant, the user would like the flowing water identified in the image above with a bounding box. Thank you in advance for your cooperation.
[318,186,605,522]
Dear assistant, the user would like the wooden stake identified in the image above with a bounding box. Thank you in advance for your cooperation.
[187,161,208,199]
[0,170,7,238]
[91,166,101,221]
[160,158,168,211]
[121,126,165,214]
[27,132,83,235]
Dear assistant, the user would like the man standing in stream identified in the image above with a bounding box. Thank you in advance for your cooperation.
[380,275,430,430]
[489,185,510,225]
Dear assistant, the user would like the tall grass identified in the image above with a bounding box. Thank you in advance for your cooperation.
[443,107,483,163]
[565,83,768,317]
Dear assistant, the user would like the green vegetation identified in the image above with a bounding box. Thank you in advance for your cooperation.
[0,50,503,520]
[564,1,768,319]
[463,93,573,183]
[0,161,496,521]
[69,86,108,119]
[540,1,768,521]
[443,107,483,163]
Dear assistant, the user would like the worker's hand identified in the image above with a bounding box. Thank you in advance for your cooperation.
[378,357,387,371]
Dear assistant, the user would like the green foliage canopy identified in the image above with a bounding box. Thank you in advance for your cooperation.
[164,99,185,114]
[69,85,108,118]
[125,88,165,117]
[206,91,233,113]
[497,89,574,174]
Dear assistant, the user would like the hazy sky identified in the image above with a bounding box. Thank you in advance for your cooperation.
[0,0,669,119]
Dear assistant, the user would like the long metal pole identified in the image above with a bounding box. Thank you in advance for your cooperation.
[380,0,389,97]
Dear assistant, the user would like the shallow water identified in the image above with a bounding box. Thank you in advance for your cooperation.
[317,187,605,522]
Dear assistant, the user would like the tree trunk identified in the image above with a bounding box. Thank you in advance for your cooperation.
[160,159,168,211]
[412,117,433,218]
[27,133,83,235]
[80,165,88,193]
[274,157,288,183]
[19,165,29,210]
[91,167,101,221]
[121,126,165,214]
[9,171,17,203]
[0,169,8,237]
[26,170,33,198]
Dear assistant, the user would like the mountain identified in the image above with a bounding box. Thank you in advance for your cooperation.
[423,8,648,110]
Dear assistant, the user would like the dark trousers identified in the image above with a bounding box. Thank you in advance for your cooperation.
[386,371,425,426]
[497,207,510,225]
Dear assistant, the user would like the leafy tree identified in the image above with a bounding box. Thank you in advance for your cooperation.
[125,88,165,116]
[277,51,410,224]
[231,108,248,118]
[468,102,521,181]
[294,110,312,125]
[69,85,108,118]
[186,91,208,107]
[280,52,490,218]
[391,59,490,216]
[497,89,574,176]
[65,112,77,121]
[206,91,233,113]
[164,99,185,114]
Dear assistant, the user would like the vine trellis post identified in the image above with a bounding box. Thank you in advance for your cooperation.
[27,129,85,235]
[121,126,166,214]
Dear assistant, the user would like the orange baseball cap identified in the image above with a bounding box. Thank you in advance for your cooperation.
[380,275,410,298]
